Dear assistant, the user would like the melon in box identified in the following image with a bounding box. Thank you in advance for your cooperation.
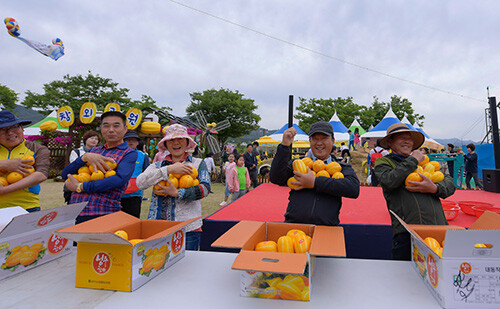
[56,211,197,292]
[212,221,345,301]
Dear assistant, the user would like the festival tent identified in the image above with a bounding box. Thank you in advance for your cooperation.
[254,136,279,146]
[361,107,402,139]
[292,140,310,149]
[269,123,309,142]
[414,123,444,151]
[23,111,69,135]
[401,116,417,131]
[348,118,366,135]
[327,111,350,142]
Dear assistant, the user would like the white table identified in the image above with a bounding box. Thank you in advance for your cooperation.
[0,251,440,308]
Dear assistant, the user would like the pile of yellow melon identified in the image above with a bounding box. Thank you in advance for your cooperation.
[68,160,117,183]
[255,229,312,254]
[153,167,200,195]
[0,155,36,186]
[287,157,344,189]
[114,230,143,246]
[405,155,445,186]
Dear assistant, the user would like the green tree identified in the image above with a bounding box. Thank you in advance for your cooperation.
[0,84,18,110]
[295,97,362,132]
[186,88,260,144]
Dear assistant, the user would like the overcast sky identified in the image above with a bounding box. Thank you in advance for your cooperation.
[1,0,499,142]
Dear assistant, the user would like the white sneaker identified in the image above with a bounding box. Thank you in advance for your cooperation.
[219,201,228,206]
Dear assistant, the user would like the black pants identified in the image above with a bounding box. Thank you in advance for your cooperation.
[120,196,142,218]
[465,172,483,189]
[392,232,411,261]
[249,169,258,188]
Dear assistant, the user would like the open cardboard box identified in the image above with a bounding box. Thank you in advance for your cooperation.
[391,210,500,308]
[56,211,197,292]
[0,203,86,280]
[212,220,346,301]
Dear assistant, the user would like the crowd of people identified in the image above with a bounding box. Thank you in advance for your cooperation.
[0,109,487,257]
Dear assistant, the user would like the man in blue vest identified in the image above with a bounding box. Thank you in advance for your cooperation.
[121,130,150,218]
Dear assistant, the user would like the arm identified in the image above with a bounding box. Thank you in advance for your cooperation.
[313,163,360,198]
[0,172,47,195]
[243,153,253,169]
[62,157,86,179]
[227,168,236,192]
[177,160,210,201]
[82,151,138,193]
[269,144,294,186]
[137,162,167,190]
[245,168,251,190]
[374,156,418,191]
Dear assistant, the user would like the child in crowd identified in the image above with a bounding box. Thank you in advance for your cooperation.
[227,154,251,203]
[220,153,236,206]
[204,152,217,181]
[354,128,361,150]
[136,124,211,250]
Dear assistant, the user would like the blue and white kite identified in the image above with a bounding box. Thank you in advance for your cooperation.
[4,17,64,61]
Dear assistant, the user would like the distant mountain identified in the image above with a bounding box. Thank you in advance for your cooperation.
[434,138,479,148]
[12,105,45,123]
[227,128,277,144]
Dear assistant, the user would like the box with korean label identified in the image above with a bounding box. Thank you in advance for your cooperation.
[56,211,197,292]
[0,203,86,280]
[392,210,500,308]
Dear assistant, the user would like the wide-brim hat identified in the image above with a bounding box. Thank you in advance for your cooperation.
[157,124,197,152]
[0,110,32,129]
[379,123,425,150]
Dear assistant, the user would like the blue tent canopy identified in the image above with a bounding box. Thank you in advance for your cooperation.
[273,123,308,135]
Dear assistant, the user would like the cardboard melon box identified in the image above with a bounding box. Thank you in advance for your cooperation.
[56,211,196,292]
[392,210,500,308]
[212,221,346,301]
[0,203,86,280]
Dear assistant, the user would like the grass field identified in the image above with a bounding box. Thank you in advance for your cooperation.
[40,181,227,219]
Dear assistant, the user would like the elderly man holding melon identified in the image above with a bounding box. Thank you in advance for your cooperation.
[374,123,455,261]
[270,121,360,226]
[0,110,50,212]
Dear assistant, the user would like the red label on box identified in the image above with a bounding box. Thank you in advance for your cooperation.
[93,252,111,275]
[47,233,68,255]
[460,262,472,275]
[171,230,184,255]
[37,211,57,226]
[426,254,439,288]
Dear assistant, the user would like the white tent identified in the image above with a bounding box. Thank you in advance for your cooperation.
[23,111,69,135]
[328,111,349,141]
[269,123,309,142]
[361,107,402,139]
[401,116,417,131]
[414,123,444,150]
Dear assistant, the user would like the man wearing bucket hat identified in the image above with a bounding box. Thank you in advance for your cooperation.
[0,110,50,212]
[270,121,360,226]
[137,124,211,250]
[374,123,455,260]
[120,130,150,218]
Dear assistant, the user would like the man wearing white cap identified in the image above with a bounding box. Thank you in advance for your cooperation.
[374,123,455,260]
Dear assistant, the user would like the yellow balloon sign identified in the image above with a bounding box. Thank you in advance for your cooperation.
[125,108,142,129]
[56,106,74,127]
[104,102,121,112]
[80,102,97,124]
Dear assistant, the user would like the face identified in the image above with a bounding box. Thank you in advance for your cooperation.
[101,116,127,146]
[85,135,99,148]
[388,132,414,156]
[467,147,472,153]
[125,137,139,150]
[165,138,188,158]
[247,145,253,153]
[228,154,235,163]
[237,156,245,167]
[0,124,24,149]
[310,133,334,160]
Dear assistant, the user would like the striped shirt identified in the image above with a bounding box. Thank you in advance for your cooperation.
[62,142,137,216]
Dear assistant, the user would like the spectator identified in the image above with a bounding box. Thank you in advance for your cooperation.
[204,152,217,181]
[252,141,260,159]
[227,154,251,203]
[374,123,455,260]
[367,139,389,186]
[243,144,258,188]
[446,143,456,178]
[220,153,236,206]
[419,147,429,155]
[354,128,361,150]
[120,131,150,218]
[0,110,49,212]
[340,142,350,159]
[270,121,360,226]
[62,111,137,224]
[136,124,210,250]
[69,130,101,163]
[348,130,355,151]
[459,144,484,190]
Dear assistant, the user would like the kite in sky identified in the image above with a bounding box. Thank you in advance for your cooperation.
[4,17,64,61]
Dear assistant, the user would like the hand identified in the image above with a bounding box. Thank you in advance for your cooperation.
[167,162,193,176]
[83,153,116,173]
[156,179,179,197]
[0,184,6,195]
[411,150,425,164]
[0,158,33,174]
[406,173,438,193]
[292,168,315,190]
[66,174,80,191]
[282,127,297,146]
